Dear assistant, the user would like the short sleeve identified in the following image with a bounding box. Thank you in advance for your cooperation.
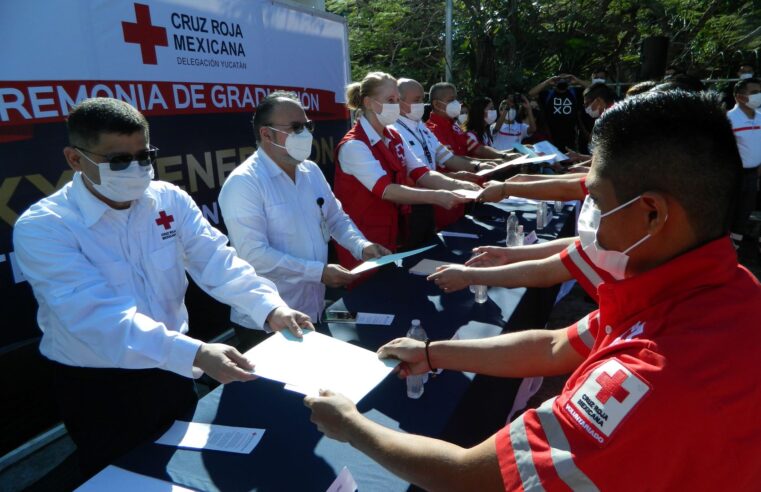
[566,311,600,357]
[559,239,614,302]
[338,140,390,196]
[400,139,430,182]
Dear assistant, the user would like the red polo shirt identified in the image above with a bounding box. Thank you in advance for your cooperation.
[426,112,481,157]
[496,237,761,490]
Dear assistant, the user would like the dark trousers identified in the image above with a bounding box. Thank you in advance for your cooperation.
[731,168,760,238]
[51,361,198,480]
[406,204,436,249]
[232,323,271,353]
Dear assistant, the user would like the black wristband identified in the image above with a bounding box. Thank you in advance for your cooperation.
[425,339,437,375]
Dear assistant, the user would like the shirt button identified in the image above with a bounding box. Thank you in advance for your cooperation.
[605,325,613,335]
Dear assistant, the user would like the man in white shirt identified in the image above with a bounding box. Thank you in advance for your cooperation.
[392,78,486,245]
[13,97,312,479]
[727,78,761,249]
[219,92,389,345]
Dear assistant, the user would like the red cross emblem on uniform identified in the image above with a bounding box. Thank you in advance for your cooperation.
[122,3,168,65]
[595,369,630,404]
[155,210,174,230]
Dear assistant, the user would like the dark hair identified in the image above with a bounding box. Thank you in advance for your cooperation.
[464,97,493,142]
[583,83,616,104]
[67,97,148,148]
[592,90,742,241]
[251,91,300,143]
[429,82,456,102]
[652,74,705,93]
[626,81,657,97]
[734,78,761,94]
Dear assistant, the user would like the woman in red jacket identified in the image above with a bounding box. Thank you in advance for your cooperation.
[334,71,479,270]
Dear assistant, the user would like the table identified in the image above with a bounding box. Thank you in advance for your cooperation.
[109,200,575,491]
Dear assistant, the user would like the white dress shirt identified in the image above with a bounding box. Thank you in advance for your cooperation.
[727,105,761,168]
[219,149,371,324]
[337,115,429,193]
[13,173,286,378]
[392,115,454,170]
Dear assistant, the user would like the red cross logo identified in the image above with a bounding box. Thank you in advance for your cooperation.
[155,210,174,230]
[122,3,168,65]
[595,369,630,404]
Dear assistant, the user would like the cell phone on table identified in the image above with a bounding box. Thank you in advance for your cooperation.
[322,310,357,323]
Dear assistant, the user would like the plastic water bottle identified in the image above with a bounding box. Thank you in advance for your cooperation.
[554,200,563,213]
[406,320,427,399]
[506,212,519,246]
[536,202,545,231]
[544,202,552,228]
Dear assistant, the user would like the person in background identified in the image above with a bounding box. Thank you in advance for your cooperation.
[491,95,536,151]
[728,77,761,251]
[219,92,390,348]
[457,102,469,127]
[578,71,611,153]
[464,96,498,147]
[590,68,609,85]
[738,63,755,80]
[393,78,488,246]
[305,90,761,491]
[663,64,684,80]
[12,97,312,479]
[528,74,589,154]
[334,71,479,270]
[625,80,657,97]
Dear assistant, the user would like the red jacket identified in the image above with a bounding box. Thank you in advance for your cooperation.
[334,120,426,270]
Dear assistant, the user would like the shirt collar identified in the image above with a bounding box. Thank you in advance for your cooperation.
[359,115,383,146]
[597,237,738,325]
[398,115,421,129]
[427,112,454,127]
[256,147,310,178]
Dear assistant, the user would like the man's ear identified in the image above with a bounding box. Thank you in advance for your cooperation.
[640,192,669,235]
[63,147,83,171]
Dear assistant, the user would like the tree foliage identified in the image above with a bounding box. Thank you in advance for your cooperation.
[326,0,761,100]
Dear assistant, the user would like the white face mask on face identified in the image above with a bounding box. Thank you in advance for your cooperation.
[506,108,517,121]
[405,103,425,122]
[77,150,153,202]
[485,110,497,124]
[585,101,601,119]
[457,113,467,124]
[739,73,754,80]
[592,78,607,84]
[745,93,761,109]
[442,100,462,119]
[577,194,653,280]
[269,127,314,162]
[372,99,401,126]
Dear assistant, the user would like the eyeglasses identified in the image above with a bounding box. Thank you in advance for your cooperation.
[266,120,315,134]
[74,145,159,171]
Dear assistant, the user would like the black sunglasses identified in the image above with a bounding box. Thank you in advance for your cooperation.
[75,145,159,171]
[267,120,315,134]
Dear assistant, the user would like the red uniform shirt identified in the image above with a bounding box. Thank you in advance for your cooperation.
[559,238,613,302]
[426,112,481,157]
[496,237,761,490]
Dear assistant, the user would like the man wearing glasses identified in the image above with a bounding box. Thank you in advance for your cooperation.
[12,97,313,479]
[219,92,390,348]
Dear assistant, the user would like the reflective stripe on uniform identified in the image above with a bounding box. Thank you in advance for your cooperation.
[509,413,546,491]
[576,314,595,350]
[535,398,600,491]
[567,245,603,289]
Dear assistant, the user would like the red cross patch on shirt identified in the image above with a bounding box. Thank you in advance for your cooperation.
[564,359,650,445]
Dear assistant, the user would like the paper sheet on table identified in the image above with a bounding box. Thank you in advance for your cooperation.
[409,259,456,276]
[326,466,359,492]
[245,330,399,404]
[356,312,394,325]
[349,244,436,274]
[510,142,539,157]
[75,466,195,492]
[155,421,265,454]
[531,140,569,162]
[451,188,480,199]
[524,230,538,245]
[476,154,556,177]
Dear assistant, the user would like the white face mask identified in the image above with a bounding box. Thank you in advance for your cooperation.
[77,150,153,202]
[739,73,754,80]
[577,194,653,280]
[457,113,467,124]
[372,100,400,126]
[591,78,607,84]
[585,103,601,119]
[406,103,425,122]
[485,110,497,124]
[745,93,761,109]
[506,108,517,121]
[442,100,462,119]
[269,127,314,162]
